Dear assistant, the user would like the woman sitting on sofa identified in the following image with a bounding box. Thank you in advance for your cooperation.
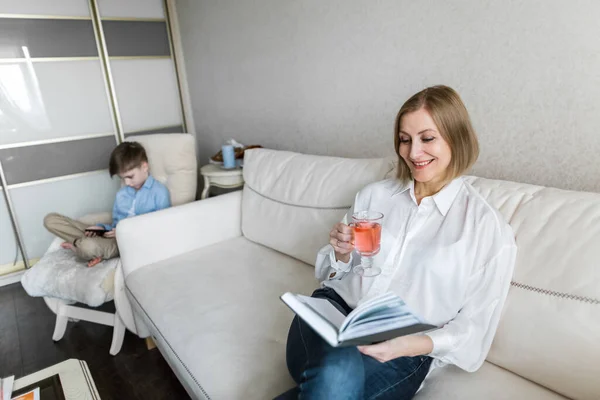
[285,85,517,399]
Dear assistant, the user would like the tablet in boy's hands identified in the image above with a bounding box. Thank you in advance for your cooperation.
[85,228,107,236]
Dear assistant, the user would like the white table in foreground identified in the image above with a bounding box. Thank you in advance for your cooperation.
[199,164,244,199]
[13,359,100,400]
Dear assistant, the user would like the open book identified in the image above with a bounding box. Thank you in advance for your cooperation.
[281,292,437,347]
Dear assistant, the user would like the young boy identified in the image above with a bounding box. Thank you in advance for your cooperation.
[44,141,171,267]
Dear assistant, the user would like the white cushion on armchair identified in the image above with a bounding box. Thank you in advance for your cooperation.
[21,212,117,307]
[21,238,119,307]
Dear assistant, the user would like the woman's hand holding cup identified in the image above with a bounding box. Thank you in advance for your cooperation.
[330,222,354,263]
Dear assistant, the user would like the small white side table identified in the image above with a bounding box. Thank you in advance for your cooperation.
[200,164,244,200]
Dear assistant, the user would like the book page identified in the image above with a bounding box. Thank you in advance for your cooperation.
[340,313,421,340]
[280,293,341,347]
[340,292,403,332]
[296,295,346,330]
[346,306,413,328]
[340,292,427,338]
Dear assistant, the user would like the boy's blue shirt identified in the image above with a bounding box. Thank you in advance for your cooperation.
[99,175,171,230]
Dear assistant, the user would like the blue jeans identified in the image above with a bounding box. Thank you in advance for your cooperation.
[284,287,432,400]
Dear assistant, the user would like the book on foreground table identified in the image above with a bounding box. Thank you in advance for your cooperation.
[11,388,40,400]
[280,292,437,347]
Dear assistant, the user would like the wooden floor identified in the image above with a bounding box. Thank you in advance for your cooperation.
[0,282,189,400]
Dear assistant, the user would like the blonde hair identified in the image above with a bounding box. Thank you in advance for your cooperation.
[394,85,479,183]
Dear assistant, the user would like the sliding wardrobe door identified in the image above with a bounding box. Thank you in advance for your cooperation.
[0,188,24,274]
[97,0,186,138]
[0,0,120,269]
[0,0,188,275]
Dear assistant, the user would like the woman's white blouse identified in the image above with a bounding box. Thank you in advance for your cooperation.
[315,177,517,372]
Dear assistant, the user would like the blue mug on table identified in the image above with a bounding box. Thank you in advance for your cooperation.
[222,144,236,169]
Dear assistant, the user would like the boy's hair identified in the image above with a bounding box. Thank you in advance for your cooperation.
[109,141,148,177]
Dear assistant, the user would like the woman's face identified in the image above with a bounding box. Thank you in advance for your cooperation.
[398,108,452,185]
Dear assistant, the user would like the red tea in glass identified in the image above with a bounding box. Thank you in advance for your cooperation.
[350,211,384,277]
[352,221,382,256]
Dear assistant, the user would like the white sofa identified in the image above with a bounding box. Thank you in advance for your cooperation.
[116,149,600,400]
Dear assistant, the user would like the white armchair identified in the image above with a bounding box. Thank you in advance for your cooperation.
[39,133,197,355]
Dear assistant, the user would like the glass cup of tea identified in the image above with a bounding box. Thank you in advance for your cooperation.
[350,211,383,277]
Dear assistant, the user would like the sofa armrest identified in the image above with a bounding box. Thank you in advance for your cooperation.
[116,190,242,278]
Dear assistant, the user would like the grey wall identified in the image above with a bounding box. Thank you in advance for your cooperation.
[176,0,600,193]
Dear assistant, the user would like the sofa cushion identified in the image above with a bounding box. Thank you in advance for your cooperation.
[466,176,600,400]
[126,134,197,206]
[241,149,394,265]
[125,236,318,400]
[415,362,567,400]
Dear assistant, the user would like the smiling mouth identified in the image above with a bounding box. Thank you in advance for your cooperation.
[412,159,434,168]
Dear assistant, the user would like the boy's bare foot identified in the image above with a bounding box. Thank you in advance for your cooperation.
[61,242,75,251]
[87,257,103,267]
